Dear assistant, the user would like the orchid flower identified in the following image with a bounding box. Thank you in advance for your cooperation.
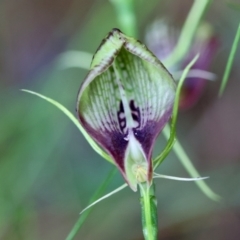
[146,20,219,110]
[74,29,203,239]
[76,28,176,191]
[22,28,207,240]
[21,0,223,238]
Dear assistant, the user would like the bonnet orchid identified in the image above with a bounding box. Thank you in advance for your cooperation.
[76,28,176,191]
[20,1,222,238]
[22,28,208,240]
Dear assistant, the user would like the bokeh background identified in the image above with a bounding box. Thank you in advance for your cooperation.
[1,0,240,239]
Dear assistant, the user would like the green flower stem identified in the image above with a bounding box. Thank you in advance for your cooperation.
[164,0,211,67]
[219,23,240,96]
[139,183,158,240]
[154,55,199,168]
[21,90,113,164]
[110,0,138,37]
[65,168,117,240]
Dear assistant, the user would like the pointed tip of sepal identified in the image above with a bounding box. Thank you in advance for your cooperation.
[129,182,138,192]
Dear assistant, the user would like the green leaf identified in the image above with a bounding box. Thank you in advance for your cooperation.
[218,23,240,96]
[21,89,113,164]
[56,51,92,70]
[110,0,138,37]
[66,168,117,240]
[79,183,127,215]
[153,173,208,181]
[164,0,211,67]
[154,55,199,168]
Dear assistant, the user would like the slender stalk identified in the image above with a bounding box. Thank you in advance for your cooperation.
[219,23,240,96]
[139,183,158,240]
[110,0,138,37]
[154,55,199,168]
[21,90,113,164]
[65,168,117,240]
[164,0,211,67]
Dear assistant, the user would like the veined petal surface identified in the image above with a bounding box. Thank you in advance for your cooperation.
[77,29,176,190]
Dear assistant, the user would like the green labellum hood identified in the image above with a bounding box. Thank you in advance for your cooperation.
[77,28,176,191]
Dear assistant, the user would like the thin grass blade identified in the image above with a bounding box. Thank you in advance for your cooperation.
[66,168,117,240]
[218,23,240,96]
[154,55,199,168]
[79,183,128,215]
[153,173,209,181]
[164,0,211,67]
[21,89,113,164]
[56,51,92,70]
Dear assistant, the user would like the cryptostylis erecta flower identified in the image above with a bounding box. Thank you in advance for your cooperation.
[76,28,176,191]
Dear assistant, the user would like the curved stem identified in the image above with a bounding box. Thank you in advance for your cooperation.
[219,23,240,96]
[110,0,138,37]
[154,55,199,168]
[139,183,158,240]
[164,0,211,67]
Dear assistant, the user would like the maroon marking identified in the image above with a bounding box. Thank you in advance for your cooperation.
[117,101,127,134]
[130,100,141,128]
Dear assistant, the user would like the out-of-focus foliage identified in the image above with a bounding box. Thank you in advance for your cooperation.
[219,23,240,96]
[0,0,240,239]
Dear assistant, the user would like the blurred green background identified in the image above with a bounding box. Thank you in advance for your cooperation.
[1,0,240,239]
